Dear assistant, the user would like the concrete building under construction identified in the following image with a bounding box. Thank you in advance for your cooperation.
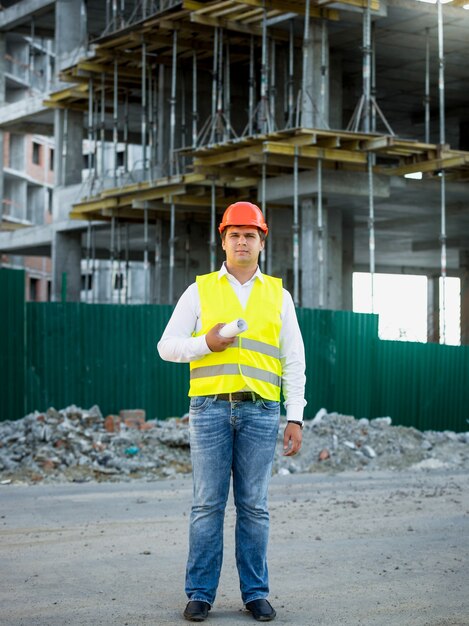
[0,0,468,342]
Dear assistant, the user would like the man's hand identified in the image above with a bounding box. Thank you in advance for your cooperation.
[283,422,302,456]
[205,323,236,352]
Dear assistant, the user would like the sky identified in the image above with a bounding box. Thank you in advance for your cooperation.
[353,272,461,345]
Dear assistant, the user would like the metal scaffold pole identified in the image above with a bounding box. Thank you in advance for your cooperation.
[317,159,324,308]
[124,90,129,176]
[363,0,371,133]
[437,0,447,343]
[293,147,300,306]
[181,69,187,148]
[199,27,236,146]
[425,27,431,144]
[261,161,268,274]
[168,29,178,303]
[225,39,231,141]
[86,222,92,303]
[260,4,271,133]
[369,12,376,311]
[210,28,219,144]
[347,0,394,135]
[117,219,122,304]
[144,202,149,303]
[154,218,162,304]
[91,225,96,304]
[141,42,148,180]
[210,182,217,272]
[148,62,154,176]
[298,0,311,128]
[169,29,178,175]
[192,51,198,147]
[371,20,376,133]
[286,20,294,128]
[100,73,105,182]
[269,39,276,130]
[320,19,328,129]
[248,36,255,135]
[113,59,118,187]
[368,153,375,312]
[110,215,116,303]
[125,223,129,304]
[152,65,158,179]
[185,224,191,287]
[169,200,176,303]
[216,28,224,141]
[112,0,117,31]
[87,77,94,196]
[62,109,68,186]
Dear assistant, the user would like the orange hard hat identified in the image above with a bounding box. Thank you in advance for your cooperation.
[218,201,269,235]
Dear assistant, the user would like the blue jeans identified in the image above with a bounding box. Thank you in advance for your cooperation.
[185,395,280,606]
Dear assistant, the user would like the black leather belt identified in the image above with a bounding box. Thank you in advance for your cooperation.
[215,392,261,402]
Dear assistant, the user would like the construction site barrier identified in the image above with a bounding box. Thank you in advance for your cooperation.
[1,268,468,431]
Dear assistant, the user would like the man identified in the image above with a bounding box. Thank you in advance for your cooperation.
[158,201,306,622]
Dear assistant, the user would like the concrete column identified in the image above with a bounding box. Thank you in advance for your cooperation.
[55,0,86,72]
[427,275,440,343]
[301,199,346,309]
[460,251,469,345]
[54,0,85,190]
[301,19,329,129]
[51,231,82,302]
[54,109,84,187]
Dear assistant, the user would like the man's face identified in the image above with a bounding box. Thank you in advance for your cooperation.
[222,226,265,268]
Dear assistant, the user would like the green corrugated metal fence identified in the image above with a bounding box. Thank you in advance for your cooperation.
[1,268,469,431]
[372,339,469,432]
[25,302,189,421]
[296,307,379,420]
[0,269,26,421]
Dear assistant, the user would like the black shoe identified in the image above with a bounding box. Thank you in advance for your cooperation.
[183,600,211,622]
[246,599,276,622]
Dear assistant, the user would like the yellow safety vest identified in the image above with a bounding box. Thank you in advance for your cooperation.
[189,271,283,400]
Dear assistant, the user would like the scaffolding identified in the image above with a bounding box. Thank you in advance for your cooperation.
[39,0,469,338]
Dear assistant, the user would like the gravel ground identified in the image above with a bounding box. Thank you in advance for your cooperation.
[1,469,468,625]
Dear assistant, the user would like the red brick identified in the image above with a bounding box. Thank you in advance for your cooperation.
[120,409,146,430]
[104,414,121,433]
[318,448,330,461]
[41,459,56,471]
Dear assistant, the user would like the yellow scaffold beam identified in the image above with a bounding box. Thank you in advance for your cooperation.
[263,141,368,164]
[379,154,469,177]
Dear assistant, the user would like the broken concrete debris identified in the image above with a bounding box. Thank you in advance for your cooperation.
[0,406,468,484]
[0,405,190,484]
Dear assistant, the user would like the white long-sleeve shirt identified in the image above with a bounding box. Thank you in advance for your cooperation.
[157,264,307,422]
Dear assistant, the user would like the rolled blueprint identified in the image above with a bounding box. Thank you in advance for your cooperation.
[219,318,248,338]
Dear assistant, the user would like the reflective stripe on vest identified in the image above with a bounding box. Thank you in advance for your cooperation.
[231,337,280,359]
[189,271,283,400]
[190,364,281,388]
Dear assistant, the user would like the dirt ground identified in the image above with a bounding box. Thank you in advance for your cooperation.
[1,468,468,626]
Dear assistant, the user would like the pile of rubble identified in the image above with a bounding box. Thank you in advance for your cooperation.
[0,406,191,484]
[1,405,468,484]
